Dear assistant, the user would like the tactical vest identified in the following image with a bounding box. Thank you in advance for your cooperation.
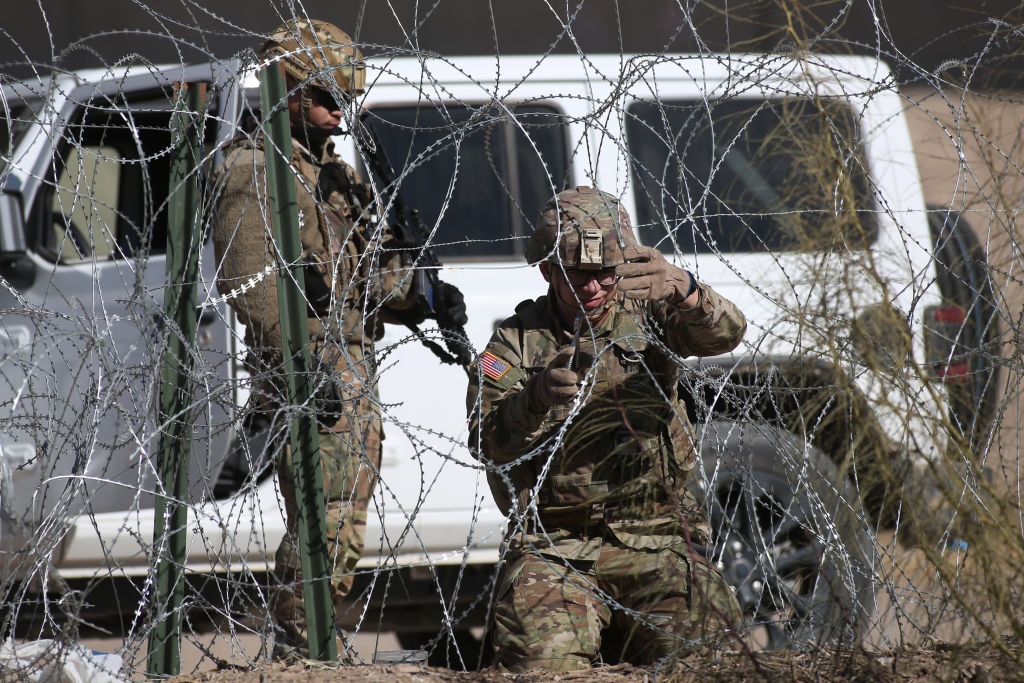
[215,133,390,420]
[508,301,702,532]
[288,139,384,346]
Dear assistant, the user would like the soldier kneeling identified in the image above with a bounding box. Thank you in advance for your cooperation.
[467,186,748,672]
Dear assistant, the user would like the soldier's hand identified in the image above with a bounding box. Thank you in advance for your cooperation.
[316,161,348,201]
[526,348,580,413]
[615,245,696,304]
[435,281,468,328]
[311,355,345,426]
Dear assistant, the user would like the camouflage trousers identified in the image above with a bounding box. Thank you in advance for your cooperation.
[268,346,381,653]
[492,543,742,672]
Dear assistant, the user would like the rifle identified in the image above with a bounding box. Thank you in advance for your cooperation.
[355,114,473,369]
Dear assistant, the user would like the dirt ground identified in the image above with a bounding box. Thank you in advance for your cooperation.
[167,640,1023,683]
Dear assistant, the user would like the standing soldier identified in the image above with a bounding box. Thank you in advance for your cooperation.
[467,187,746,671]
[212,19,465,657]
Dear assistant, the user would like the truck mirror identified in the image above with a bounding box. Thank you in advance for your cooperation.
[0,192,35,289]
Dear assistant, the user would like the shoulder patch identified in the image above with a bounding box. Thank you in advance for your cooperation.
[480,351,511,381]
[474,350,526,391]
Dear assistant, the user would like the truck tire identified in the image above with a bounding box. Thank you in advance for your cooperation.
[692,420,877,648]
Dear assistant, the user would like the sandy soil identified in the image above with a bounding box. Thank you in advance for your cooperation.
[165,641,1022,682]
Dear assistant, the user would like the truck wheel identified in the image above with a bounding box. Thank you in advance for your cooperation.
[692,420,877,648]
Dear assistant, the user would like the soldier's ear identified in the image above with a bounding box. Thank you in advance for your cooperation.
[539,261,553,283]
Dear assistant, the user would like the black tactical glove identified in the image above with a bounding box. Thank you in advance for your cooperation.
[310,353,346,426]
[435,280,468,329]
[303,256,333,317]
[525,348,580,414]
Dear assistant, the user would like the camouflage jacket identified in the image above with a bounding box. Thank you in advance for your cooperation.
[212,132,422,400]
[467,285,746,559]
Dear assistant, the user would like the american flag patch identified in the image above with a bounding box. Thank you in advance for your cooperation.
[479,351,510,380]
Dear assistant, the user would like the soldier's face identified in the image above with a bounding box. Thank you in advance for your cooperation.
[286,77,344,131]
[540,261,618,325]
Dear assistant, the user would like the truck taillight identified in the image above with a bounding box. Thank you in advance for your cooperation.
[937,361,969,379]
[923,304,970,379]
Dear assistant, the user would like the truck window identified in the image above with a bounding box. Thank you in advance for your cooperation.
[33,104,174,262]
[364,103,572,259]
[32,90,217,263]
[51,145,123,261]
[625,97,878,253]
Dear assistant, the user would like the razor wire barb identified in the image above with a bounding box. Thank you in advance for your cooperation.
[0,0,1023,679]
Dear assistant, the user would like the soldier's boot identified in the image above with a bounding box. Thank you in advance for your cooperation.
[269,536,311,660]
[269,535,354,663]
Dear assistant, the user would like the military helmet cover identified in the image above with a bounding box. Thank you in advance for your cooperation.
[526,186,638,268]
[261,19,366,96]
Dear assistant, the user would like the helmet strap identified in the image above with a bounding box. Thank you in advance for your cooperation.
[301,86,313,126]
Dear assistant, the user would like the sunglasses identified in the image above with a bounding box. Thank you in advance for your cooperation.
[310,86,346,111]
[562,267,618,287]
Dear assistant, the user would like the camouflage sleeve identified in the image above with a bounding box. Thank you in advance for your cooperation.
[326,163,422,323]
[211,141,323,355]
[654,282,747,357]
[466,331,548,466]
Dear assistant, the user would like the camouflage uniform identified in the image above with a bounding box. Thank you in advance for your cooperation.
[468,278,747,671]
[212,125,421,648]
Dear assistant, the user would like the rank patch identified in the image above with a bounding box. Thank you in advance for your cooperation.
[479,351,510,381]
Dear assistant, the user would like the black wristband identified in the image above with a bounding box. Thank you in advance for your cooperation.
[683,270,698,299]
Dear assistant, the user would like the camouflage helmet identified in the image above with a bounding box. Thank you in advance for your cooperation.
[260,19,366,97]
[525,186,637,268]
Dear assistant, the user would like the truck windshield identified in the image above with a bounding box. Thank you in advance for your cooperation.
[626,97,878,253]
[364,103,572,259]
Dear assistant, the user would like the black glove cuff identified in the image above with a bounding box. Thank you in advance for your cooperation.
[311,353,345,426]
[683,270,698,299]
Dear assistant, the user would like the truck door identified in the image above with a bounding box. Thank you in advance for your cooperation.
[0,65,234,555]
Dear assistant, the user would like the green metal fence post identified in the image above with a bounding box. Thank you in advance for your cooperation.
[259,62,337,661]
[148,81,206,677]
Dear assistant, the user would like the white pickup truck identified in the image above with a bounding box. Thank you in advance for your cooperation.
[0,53,995,658]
